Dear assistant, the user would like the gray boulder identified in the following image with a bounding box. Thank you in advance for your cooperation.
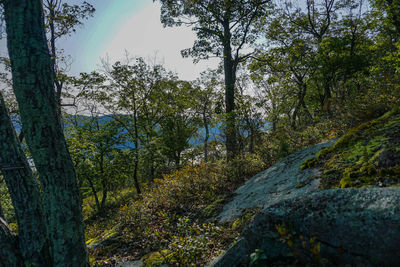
[218,140,336,223]
[211,188,400,266]
[206,239,248,267]
[210,138,400,266]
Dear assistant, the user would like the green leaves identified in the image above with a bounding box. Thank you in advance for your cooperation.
[156,0,271,62]
[43,0,95,39]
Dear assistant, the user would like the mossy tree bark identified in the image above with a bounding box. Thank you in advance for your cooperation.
[0,93,51,266]
[2,0,88,266]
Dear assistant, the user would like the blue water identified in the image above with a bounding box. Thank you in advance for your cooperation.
[13,115,269,148]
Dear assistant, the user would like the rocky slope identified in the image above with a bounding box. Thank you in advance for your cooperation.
[210,109,400,266]
[217,139,336,223]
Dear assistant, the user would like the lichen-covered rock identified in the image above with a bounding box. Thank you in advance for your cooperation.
[212,188,400,266]
[210,110,400,266]
[378,148,400,168]
[217,139,337,223]
[312,108,400,188]
[205,239,248,267]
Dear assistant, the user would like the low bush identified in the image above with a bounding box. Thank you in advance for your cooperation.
[86,163,239,266]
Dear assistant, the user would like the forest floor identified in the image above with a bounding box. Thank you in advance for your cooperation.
[83,165,244,266]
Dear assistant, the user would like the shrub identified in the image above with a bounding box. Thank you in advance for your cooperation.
[86,163,239,266]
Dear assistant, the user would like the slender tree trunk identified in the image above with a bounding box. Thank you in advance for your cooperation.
[203,109,209,162]
[3,1,88,265]
[175,152,181,170]
[150,152,155,182]
[133,108,142,195]
[146,132,156,182]
[87,175,101,212]
[223,21,237,161]
[271,98,277,132]
[292,93,302,129]
[99,149,108,211]
[323,83,332,112]
[0,199,4,219]
[249,126,255,154]
[150,162,155,181]
[48,0,63,119]
[0,93,51,266]
[292,82,311,129]
[133,154,141,195]
[100,178,108,211]
[75,162,85,189]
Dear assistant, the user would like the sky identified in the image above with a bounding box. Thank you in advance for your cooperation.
[0,0,219,81]
[55,0,219,81]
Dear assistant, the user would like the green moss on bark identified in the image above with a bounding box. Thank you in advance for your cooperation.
[3,0,88,265]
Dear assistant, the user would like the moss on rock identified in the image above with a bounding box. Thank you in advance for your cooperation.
[201,196,226,218]
[301,107,400,189]
[299,157,318,170]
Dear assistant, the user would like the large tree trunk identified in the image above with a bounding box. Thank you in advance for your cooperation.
[223,21,237,161]
[0,93,51,266]
[0,217,22,267]
[3,0,88,266]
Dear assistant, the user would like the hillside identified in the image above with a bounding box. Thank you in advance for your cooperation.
[85,108,400,266]
[1,1,400,266]
[210,108,400,266]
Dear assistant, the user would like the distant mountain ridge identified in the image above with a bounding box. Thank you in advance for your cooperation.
[12,114,269,147]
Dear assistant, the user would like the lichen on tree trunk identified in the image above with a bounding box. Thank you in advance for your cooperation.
[0,217,22,267]
[3,0,88,265]
[0,93,51,266]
